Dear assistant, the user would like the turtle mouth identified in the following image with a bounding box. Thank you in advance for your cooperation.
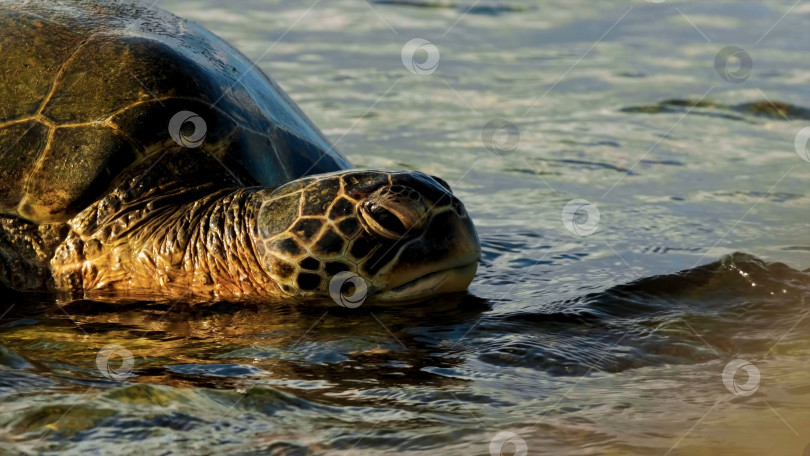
[375,262,479,301]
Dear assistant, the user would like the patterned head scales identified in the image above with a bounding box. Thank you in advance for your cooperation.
[253,170,480,301]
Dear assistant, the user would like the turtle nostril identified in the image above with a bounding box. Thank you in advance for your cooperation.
[431,175,452,193]
[451,199,465,216]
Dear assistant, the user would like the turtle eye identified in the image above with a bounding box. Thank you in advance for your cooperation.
[359,185,429,240]
[361,202,408,239]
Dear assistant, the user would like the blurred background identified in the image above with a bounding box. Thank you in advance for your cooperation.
[2,0,810,454]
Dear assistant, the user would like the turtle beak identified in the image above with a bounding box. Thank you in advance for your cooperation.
[367,177,481,301]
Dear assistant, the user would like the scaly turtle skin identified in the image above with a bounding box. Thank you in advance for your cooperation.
[0,0,480,302]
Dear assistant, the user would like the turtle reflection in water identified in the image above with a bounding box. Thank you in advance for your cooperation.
[0,0,480,304]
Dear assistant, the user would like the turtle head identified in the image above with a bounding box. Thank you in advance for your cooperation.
[252,170,480,302]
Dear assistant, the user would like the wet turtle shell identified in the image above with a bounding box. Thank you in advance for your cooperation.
[0,0,351,225]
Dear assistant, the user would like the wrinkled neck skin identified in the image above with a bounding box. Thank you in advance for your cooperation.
[51,188,275,302]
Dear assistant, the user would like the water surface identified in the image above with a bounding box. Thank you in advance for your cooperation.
[2,0,810,454]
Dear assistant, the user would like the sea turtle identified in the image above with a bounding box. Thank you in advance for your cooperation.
[0,0,480,303]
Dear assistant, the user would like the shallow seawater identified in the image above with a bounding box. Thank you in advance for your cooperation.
[2,0,810,454]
